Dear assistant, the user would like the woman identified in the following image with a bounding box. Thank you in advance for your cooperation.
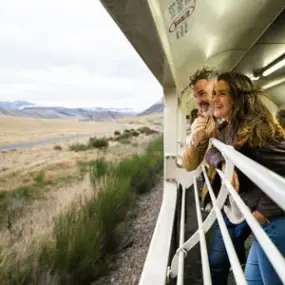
[206,72,285,284]
[276,109,285,129]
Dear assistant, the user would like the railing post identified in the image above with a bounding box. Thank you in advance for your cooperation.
[177,99,186,152]
[164,87,178,158]
[139,87,179,285]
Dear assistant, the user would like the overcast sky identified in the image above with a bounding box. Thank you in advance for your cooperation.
[0,0,162,112]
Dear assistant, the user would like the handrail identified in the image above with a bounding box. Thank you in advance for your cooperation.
[139,139,285,285]
[217,169,285,284]
[177,187,186,285]
[212,138,285,212]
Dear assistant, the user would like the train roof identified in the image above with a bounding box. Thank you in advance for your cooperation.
[100,1,285,107]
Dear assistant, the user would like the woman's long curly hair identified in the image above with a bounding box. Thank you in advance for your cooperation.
[217,72,285,147]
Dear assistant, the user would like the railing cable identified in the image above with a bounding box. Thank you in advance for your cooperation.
[202,166,247,285]
[193,177,212,285]
[217,169,285,284]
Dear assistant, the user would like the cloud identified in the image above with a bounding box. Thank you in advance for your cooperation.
[0,0,162,111]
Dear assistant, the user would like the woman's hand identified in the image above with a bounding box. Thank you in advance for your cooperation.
[221,162,240,192]
[253,210,269,225]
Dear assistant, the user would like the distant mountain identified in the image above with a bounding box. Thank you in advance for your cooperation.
[138,99,164,116]
[0,100,35,109]
[86,107,134,113]
[0,101,135,121]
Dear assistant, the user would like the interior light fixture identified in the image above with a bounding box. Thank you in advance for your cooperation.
[262,54,285,77]
[262,77,285,90]
[250,75,260,81]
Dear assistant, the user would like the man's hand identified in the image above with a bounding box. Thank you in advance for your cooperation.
[221,162,240,192]
[253,210,269,225]
[189,117,209,147]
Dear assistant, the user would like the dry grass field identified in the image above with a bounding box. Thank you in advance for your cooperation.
[0,113,163,284]
[0,113,163,146]
[0,113,163,191]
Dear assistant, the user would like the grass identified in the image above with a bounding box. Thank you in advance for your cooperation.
[0,170,52,229]
[0,136,163,285]
[0,169,80,230]
[0,186,40,230]
[34,171,45,185]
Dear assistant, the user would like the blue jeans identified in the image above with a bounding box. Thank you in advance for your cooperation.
[209,213,251,285]
[245,216,285,285]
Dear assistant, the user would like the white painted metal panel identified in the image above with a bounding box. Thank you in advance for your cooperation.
[138,181,177,285]
[147,0,285,92]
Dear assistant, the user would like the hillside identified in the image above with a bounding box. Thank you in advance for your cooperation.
[0,101,135,120]
[138,99,164,116]
[0,100,35,109]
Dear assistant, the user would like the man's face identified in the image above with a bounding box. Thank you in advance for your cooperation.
[193,79,216,117]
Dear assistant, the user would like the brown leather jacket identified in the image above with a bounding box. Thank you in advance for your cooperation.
[205,123,285,218]
[182,116,217,171]
[182,116,218,205]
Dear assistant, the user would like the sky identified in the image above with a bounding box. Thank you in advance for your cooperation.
[0,0,162,112]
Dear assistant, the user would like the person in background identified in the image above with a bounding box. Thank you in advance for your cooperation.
[190,108,199,124]
[206,72,285,285]
[185,109,199,144]
[182,67,251,285]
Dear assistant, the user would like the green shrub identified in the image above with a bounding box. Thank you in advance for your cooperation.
[34,171,45,185]
[114,130,120,136]
[40,176,133,284]
[69,143,88,152]
[137,126,158,135]
[131,130,140,137]
[115,136,163,194]
[47,203,106,284]
[69,137,109,152]
[114,132,132,142]
[88,137,108,149]
[53,145,62,151]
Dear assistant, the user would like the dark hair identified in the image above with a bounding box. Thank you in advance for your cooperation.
[189,66,219,89]
[276,109,285,129]
[217,72,284,147]
[190,108,198,124]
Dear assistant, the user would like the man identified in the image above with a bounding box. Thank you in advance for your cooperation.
[183,67,217,170]
[182,66,251,285]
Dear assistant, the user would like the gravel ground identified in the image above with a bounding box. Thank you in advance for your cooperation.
[92,175,252,285]
[93,177,163,285]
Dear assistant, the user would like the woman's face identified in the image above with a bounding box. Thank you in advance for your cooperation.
[213,80,234,121]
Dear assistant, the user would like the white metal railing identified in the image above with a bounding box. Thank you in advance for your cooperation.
[139,138,285,285]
